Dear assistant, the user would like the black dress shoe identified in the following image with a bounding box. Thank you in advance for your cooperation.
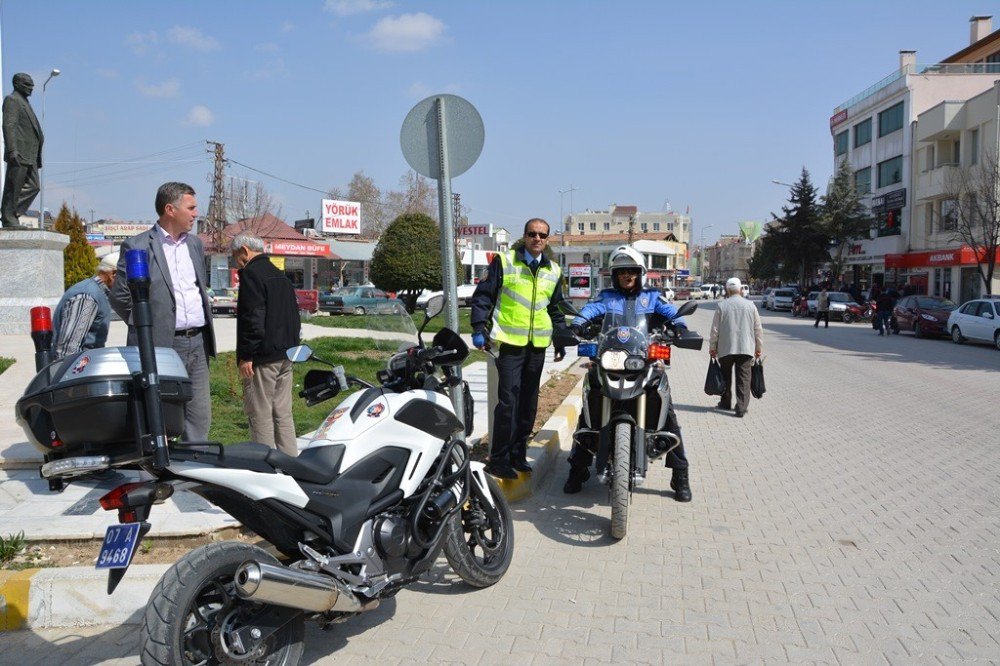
[716,401,731,410]
[484,461,518,479]
[511,459,532,473]
[670,468,692,502]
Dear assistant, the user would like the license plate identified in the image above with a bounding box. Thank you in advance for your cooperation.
[95,523,141,570]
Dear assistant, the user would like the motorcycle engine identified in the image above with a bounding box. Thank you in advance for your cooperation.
[374,515,409,558]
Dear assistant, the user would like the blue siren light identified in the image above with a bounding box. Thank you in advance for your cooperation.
[578,342,598,358]
[125,249,150,280]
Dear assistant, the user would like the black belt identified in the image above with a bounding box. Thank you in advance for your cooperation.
[174,327,204,337]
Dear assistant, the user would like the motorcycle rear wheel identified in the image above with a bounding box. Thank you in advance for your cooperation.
[444,474,514,587]
[610,422,631,540]
[140,542,304,666]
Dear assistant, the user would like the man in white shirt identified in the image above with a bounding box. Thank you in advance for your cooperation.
[110,182,216,440]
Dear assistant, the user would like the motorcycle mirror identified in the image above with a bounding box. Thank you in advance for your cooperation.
[286,345,313,363]
[557,301,581,317]
[675,301,698,317]
[425,295,445,320]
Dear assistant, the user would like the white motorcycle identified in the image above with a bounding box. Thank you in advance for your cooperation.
[18,260,512,666]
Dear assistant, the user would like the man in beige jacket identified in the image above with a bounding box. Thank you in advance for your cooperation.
[709,277,764,418]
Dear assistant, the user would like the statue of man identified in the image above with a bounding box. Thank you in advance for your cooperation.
[1,73,44,230]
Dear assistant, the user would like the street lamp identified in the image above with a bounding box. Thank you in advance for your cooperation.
[771,179,793,188]
[39,68,60,230]
[699,224,714,282]
[558,184,578,237]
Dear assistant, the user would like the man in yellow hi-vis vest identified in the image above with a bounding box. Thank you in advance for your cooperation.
[471,218,569,479]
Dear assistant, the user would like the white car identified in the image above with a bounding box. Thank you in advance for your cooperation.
[947,298,1000,350]
[767,288,796,311]
[661,287,675,301]
[416,284,478,309]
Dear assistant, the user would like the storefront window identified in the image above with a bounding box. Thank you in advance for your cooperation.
[933,268,952,299]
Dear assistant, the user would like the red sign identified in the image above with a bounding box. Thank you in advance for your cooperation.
[230,269,240,288]
[830,109,848,127]
[884,246,1000,268]
[458,224,491,236]
[265,241,330,257]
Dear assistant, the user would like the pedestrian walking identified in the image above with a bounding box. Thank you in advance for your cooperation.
[110,182,216,441]
[231,233,301,456]
[876,290,895,336]
[470,218,568,479]
[51,251,118,359]
[709,277,763,418]
[814,285,830,328]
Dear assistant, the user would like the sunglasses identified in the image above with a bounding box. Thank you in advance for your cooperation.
[525,231,548,239]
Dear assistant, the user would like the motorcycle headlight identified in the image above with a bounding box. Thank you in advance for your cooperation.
[920,313,937,322]
[623,356,646,371]
[600,349,628,371]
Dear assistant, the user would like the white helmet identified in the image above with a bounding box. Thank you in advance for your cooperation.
[608,245,646,278]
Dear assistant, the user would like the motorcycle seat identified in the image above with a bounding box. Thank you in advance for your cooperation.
[171,442,343,485]
[265,445,344,485]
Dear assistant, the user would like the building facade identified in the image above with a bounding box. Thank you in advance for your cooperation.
[549,231,688,295]
[897,79,1000,301]
[705,235,755,283]
[829,16,1000,293]
[565,204,691,246]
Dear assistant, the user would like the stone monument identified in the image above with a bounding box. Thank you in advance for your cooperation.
[0,230,68,334]
[2,73,44,230]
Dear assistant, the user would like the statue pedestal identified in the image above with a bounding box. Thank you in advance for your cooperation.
[0,230,69,335]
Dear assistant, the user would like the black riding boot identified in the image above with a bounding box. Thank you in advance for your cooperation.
[670,468,692,502]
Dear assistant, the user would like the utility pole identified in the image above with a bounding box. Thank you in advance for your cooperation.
[206,141,226,249]
[627,214,636,245]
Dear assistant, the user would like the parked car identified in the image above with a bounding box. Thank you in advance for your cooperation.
[415,284,478,309]
[661,286,676,301]
[805,291,819,314]
[700,283,721,299]
[674,287,691,300]
[208,288,238,316]
[319,286,406,315]
[767,288,796,311]
[688,286,706,301]
[947,298,1000,349]
[295,289,319,315]
[740,285,750,298]
[825,292,857,319]
[892,295,958,337]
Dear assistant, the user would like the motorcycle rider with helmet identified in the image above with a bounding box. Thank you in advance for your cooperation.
[563,245,693,501]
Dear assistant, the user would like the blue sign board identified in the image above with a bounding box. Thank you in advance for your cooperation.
[676,269,690,277]
[86,233,105,241]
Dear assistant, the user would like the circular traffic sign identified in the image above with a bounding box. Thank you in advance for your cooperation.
[400,94,484,180]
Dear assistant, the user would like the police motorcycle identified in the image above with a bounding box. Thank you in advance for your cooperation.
[16,249,512,665]
[560,298,702,539]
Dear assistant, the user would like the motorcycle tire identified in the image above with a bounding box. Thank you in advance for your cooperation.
[610,422,631,540]
[444,473,514,587]
[140,542,305,666]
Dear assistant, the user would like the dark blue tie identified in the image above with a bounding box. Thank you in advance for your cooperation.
[529,259,538,272]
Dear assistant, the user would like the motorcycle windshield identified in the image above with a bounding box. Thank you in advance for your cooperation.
[598,309,649,357]
[357,307,420,355]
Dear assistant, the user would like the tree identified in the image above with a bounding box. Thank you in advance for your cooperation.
[945,148,1000,295]
[384,171,437,222]
[747,231,784,283]
[770,168,828,285]
[369,212,462,312]
[54,204,97,289]
[208,178,284,252]
[821,159,874,284]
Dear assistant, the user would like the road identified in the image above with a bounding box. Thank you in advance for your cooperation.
[5,301,1000,664]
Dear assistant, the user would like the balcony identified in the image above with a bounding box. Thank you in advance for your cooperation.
[916,101,966,142]
[916,164,959,200]
[833,62,999,115]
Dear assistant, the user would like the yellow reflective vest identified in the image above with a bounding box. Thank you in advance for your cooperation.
[491,250,562,347]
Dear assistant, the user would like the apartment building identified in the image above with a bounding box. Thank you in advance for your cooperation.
[899,80,1000,301]
[549,231,688,294]
[565,204,691,246]
[829,15,999,292]
[705,235,755,283]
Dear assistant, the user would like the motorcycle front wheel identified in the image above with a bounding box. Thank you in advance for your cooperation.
[843,312,855,324]
[444,473,514,587]
[140,542,304,666]
[610,422,631,540]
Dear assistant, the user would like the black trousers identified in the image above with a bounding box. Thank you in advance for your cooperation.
[814,310,829,327]
[719,354,753,413]
[568,366,688,471]
[1,162,40,227]
[490,343,547,465]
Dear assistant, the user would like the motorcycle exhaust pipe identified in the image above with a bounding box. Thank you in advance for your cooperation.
[234,561,362,614]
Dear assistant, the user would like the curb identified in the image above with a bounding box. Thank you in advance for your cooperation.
[0,377,586,631]
[495,376,583,503]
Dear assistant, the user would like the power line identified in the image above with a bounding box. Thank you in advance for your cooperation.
[45,142,205,178]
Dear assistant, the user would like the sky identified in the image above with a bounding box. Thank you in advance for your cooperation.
[1,0,995,243]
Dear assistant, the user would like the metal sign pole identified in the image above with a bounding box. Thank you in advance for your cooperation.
[435,97,465,432]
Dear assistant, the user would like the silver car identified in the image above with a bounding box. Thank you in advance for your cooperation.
[768,288,796,311]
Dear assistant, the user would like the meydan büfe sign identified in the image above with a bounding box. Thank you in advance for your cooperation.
[321,199,361,234]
